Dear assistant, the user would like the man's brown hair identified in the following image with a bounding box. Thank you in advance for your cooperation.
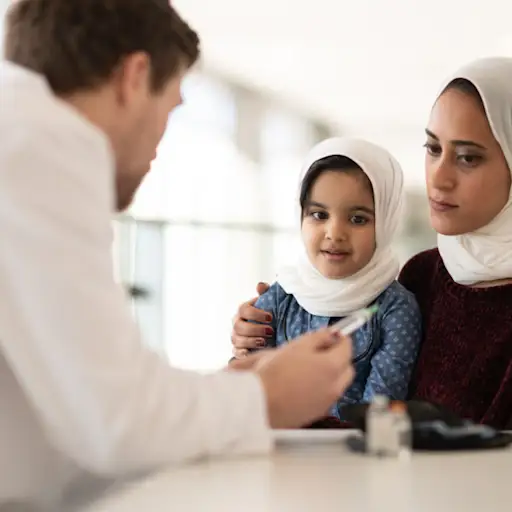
[4,0,200,94]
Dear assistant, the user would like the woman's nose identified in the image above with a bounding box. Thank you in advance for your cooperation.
[428,156,457,192]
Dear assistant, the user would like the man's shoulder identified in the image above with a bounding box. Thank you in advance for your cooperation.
[378,280,418,305]
[1,62,55,128]
[0,69,115,220]
[0,63,108,156]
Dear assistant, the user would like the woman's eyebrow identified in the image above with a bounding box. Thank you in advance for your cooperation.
[425,128,487,150]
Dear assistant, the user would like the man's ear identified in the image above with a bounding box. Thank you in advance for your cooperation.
[112,52,152,107]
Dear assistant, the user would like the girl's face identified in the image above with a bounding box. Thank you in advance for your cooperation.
[425,87,511,236]
[301,169,376,279]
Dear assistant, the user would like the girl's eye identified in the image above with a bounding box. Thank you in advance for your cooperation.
[350,215,368,225]
[311,211,328,221]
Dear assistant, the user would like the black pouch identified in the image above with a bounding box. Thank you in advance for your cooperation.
[339,400,512,451]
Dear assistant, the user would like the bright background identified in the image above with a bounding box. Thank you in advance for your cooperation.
[2,0,511,370]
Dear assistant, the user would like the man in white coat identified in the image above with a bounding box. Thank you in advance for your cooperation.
[0,1,354,510]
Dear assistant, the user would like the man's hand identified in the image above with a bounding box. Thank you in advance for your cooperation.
[257,329,354,429]
[226,349,276,371]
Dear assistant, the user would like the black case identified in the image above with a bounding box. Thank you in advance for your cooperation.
[340,400,512,451]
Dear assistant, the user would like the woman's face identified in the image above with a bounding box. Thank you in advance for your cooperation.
[425,87,511,236]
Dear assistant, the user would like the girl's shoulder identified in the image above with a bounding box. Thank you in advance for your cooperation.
[255,282,293,311]
[375,280,421,317]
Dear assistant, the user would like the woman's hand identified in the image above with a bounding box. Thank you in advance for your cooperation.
[231,282,273,358]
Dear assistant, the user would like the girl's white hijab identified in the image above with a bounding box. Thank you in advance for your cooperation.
[277,137,404,317]
[436,58,512,285]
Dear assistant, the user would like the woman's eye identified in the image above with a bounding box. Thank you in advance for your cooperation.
[457,153,483,167]
[424,142,441,156]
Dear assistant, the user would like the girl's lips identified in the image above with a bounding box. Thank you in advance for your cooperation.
[322,250,350,261]
[429,198,458,212]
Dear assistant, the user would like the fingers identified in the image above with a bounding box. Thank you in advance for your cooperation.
[228,352,263,370]
[232,318,272,341]
[227,355,249,369]
[256,282,270,296]
[300,328,347,351]
[237,301,273,324]
[231,296,259,328]
[321,332,353,364]
[334,365,355,395]
[229,349,276,370]
[231,332,266,350]
[297,330,354,383]
[322,336,354,396]
[232,347,248,359]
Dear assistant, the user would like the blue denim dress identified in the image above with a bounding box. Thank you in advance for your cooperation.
[254,280,422,418]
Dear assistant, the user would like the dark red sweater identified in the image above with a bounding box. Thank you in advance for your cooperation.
[399,249,512,429]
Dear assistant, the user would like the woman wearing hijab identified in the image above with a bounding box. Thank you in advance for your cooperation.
[246,137,421,417]
[401,57,512,428]
[232,57,512,429]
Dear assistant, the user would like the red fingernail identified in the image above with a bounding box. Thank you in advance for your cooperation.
[330,331,342,342]
[257,339,266,346]
[265,327,274,336]
[265,314,272,322]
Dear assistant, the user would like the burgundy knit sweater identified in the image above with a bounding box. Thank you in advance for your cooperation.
[399,248,512,429]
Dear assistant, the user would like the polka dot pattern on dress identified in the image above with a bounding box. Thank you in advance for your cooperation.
[252,280,422,419]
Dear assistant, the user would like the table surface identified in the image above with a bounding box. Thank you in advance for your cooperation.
[84,430,512,512]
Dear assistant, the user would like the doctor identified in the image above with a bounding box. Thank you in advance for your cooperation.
[0,1,354,510]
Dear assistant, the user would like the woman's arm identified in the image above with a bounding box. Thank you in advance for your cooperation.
[232,283,279,358]
[231,282,275,358]
[248,284,279,350]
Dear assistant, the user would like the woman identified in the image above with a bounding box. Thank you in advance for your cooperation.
[231,57,512,429]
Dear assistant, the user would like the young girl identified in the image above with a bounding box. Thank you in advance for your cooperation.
[252,137,422,418]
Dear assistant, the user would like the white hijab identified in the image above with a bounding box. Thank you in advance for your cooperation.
[436,58,512,285]
[277,137,404,317]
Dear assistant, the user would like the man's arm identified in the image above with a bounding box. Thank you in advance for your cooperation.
[0,125,272,476]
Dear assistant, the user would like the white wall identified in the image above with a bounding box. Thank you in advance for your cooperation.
[0,1,443,371]
[174,0,512,185]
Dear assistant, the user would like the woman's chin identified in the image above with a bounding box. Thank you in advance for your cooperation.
[430,213,469,237]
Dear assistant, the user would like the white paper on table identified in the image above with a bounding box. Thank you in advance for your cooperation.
[272,429,356,445]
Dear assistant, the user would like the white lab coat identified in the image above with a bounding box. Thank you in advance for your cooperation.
[0,62,272,512]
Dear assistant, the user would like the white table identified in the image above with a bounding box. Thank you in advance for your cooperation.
[84,430,512,512]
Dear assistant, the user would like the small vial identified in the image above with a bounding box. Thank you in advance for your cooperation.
[390,401,412,459]
[366,395,391,456]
